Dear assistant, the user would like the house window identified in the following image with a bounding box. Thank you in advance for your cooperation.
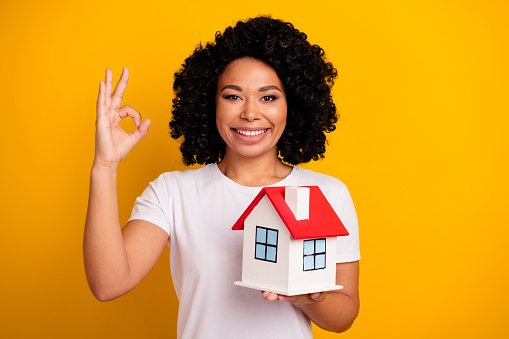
[303,238,326,271]
[255,226,278,263]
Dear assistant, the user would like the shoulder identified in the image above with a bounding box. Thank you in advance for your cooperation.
[146,164,219,197]
[155,163,217,183]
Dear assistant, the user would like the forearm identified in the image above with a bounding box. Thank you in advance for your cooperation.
[297,291,359,332]
[83,163,131,301]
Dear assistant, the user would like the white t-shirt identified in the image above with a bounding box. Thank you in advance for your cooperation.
[129,163,360,339]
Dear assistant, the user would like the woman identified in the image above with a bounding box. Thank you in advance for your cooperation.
[84,16,360,338]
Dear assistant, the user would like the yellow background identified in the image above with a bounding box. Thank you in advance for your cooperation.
[1,0,508,337]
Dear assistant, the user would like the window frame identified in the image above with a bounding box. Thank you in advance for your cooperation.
[303,238,327,271]
[254,226,279,263]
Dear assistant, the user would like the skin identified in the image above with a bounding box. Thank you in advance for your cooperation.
[84,68,168,301]
[215,58,293,186]
[215,58,359,332]
[84,62,359,332]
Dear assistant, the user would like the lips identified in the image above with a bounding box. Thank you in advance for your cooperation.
[233,128,269,137]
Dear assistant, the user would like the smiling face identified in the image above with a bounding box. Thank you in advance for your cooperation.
[215,58,287,161]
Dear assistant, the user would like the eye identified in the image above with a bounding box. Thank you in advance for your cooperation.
[224,94,241,100]
[261,95,277,102]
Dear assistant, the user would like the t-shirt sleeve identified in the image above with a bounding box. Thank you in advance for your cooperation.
[334,185,361,263]
[128,174,172,236]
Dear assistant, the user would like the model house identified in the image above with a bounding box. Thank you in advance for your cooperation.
[232,186,349,296]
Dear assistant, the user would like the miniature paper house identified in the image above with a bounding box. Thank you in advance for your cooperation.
[232,186,349,296]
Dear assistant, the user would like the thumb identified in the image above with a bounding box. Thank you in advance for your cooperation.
[310,292,327,302]
[132,118,151,142]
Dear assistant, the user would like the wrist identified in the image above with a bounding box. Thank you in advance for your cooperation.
[91,159,119,176]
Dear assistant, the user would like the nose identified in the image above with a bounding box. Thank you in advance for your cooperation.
[240,99,261,121]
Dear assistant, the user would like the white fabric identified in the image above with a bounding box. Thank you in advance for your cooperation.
[129,163,360,339]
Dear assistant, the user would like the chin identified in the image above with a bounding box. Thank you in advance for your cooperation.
[226,145,278,160]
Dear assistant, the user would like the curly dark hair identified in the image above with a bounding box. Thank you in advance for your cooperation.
[170,16,338,165]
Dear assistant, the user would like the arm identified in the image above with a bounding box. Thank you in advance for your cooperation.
[262,261,360,332]
[84,68,169,301]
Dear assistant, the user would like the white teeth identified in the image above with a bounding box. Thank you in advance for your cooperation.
[235,129,268,137]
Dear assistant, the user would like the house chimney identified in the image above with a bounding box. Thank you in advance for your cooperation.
[285,187,310,220]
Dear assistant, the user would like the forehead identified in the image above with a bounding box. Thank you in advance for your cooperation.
[217,58,284,88]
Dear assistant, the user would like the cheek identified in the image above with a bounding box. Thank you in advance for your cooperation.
[274,105,288,127]
[215,104,229,125]
[215,106,235,141]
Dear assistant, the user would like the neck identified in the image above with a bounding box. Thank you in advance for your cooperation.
[217,148,293,187]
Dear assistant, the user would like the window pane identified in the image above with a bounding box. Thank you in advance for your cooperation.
[266,246,277,262]
[303,240,314,255]
[315,254,326,269]
[315,239,326,253]
[267,230,278,246]
[303,256,314,270]
[256,228,266,243]
[255,244,266,260]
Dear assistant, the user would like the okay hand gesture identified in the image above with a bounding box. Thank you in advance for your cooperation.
[94,68,150,167]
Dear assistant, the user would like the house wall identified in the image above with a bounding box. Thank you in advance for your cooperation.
[287,237,338,292]
[242,196,291,292]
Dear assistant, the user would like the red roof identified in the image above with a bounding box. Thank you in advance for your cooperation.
[232,186,349,240]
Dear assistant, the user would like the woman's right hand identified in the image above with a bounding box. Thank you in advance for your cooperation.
[94,68,150,168]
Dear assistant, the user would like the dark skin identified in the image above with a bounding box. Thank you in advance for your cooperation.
[217,58,360,332]
[85,64,359,332]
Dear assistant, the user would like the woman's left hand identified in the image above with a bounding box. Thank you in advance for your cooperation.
[260,263,359,332]
[261,290,327,307]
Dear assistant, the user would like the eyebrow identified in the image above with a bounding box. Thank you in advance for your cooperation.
[260,85,282,92]
[219,85,282,93]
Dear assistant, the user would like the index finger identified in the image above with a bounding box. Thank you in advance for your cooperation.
[96,80,106,118]
[111,67,129,111]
